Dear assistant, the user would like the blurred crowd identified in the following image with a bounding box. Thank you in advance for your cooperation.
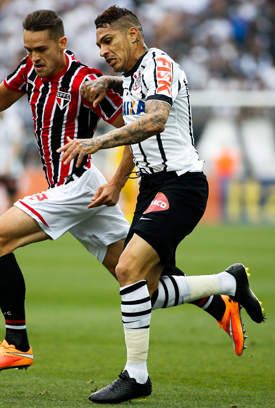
[0,0,274,92]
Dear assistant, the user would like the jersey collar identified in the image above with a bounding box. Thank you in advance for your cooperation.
[123,51,148,77]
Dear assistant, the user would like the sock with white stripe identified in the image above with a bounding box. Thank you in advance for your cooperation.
[159,266,225,321]
[152,272,236,311]
[0,253,29,351]
[120,280,151,384]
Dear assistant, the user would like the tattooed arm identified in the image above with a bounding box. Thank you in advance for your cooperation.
[57,100,171,167]
[81,76,123,107]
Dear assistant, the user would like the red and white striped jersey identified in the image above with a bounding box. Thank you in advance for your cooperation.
[4,50,123,188]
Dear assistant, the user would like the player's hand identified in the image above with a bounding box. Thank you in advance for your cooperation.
[57,137,99,167]
[88,182,121,209]
[80,77,109,108]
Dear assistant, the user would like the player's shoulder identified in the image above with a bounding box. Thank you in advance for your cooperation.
[143,48,176,70]
[147,47,186,77]
[147,47,171,60]
[18,54,32,70]
[65,50,103,78]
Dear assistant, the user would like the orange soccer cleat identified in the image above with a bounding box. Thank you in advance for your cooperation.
[0,339,33,371]
[217,295,247,356]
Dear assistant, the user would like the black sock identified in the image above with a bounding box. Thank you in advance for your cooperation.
[0,253,29,351]
[161,265,186,277]
[190,295,226,322]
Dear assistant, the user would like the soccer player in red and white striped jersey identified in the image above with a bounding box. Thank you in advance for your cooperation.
[0,9,130,371]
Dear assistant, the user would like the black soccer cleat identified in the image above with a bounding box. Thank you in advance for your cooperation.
[226,263,265,324]
[88,370,152,404]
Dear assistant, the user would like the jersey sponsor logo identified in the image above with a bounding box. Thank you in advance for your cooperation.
[144,192,169,214]
[156,57,172,96]
[123,100,145,116]
[56,89,71,110]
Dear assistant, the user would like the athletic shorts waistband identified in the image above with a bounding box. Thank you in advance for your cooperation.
[140,170,203,182]
[65,166,87,184]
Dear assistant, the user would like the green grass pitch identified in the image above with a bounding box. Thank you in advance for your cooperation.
[0,224,274,407]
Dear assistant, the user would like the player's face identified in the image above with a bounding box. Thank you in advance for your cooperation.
[96,25,138,73]
[23,30,67,78]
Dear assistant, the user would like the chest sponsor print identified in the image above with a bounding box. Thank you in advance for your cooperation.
[144,192,169,214]
[156,57,172,96]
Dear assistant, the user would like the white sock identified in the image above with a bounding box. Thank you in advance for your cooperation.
[184,273,236,300]
[124,361,148,384]
[120,281,151,385]
[152,272,237,309]
[217,271,236,296]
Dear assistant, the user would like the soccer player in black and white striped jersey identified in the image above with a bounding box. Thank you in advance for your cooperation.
[59,5,265,404]
[0,8,249,376]
[0,8,243,376]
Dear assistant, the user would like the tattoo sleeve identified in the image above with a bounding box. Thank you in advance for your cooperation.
[90,100,171,150]
[105,76,123,93]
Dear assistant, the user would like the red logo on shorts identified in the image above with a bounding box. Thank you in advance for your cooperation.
[144,192,169,214]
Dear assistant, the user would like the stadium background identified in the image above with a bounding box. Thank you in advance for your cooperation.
[0,0,275,224]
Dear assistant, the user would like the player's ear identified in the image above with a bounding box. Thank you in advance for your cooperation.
[128,27,139,44]
[59,36,67,51]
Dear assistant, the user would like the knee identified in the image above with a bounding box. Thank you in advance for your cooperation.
[102,239,124,278]
[115,259,132,286]
[116,253,146,287]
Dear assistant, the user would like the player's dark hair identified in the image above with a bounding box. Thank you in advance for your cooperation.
[95,5,144,40]
[22,10,65,40]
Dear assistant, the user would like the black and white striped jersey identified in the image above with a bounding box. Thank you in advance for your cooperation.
[122,48,203,175]
[4,50,122,188]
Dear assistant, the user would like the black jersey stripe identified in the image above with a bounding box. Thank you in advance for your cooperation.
[138,142,155,174]
[35,81,51,185]
[51,63,81,185]
[6,56,28,83]
[156,134,168,171]
[147,94,172,105]
[184,79,194,146]
[152,51,158,91]
[99,96,117,118]
[27,68,37,100]
[128,74,135,93]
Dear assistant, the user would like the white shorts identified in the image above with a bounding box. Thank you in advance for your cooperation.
[15,165,129,263]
